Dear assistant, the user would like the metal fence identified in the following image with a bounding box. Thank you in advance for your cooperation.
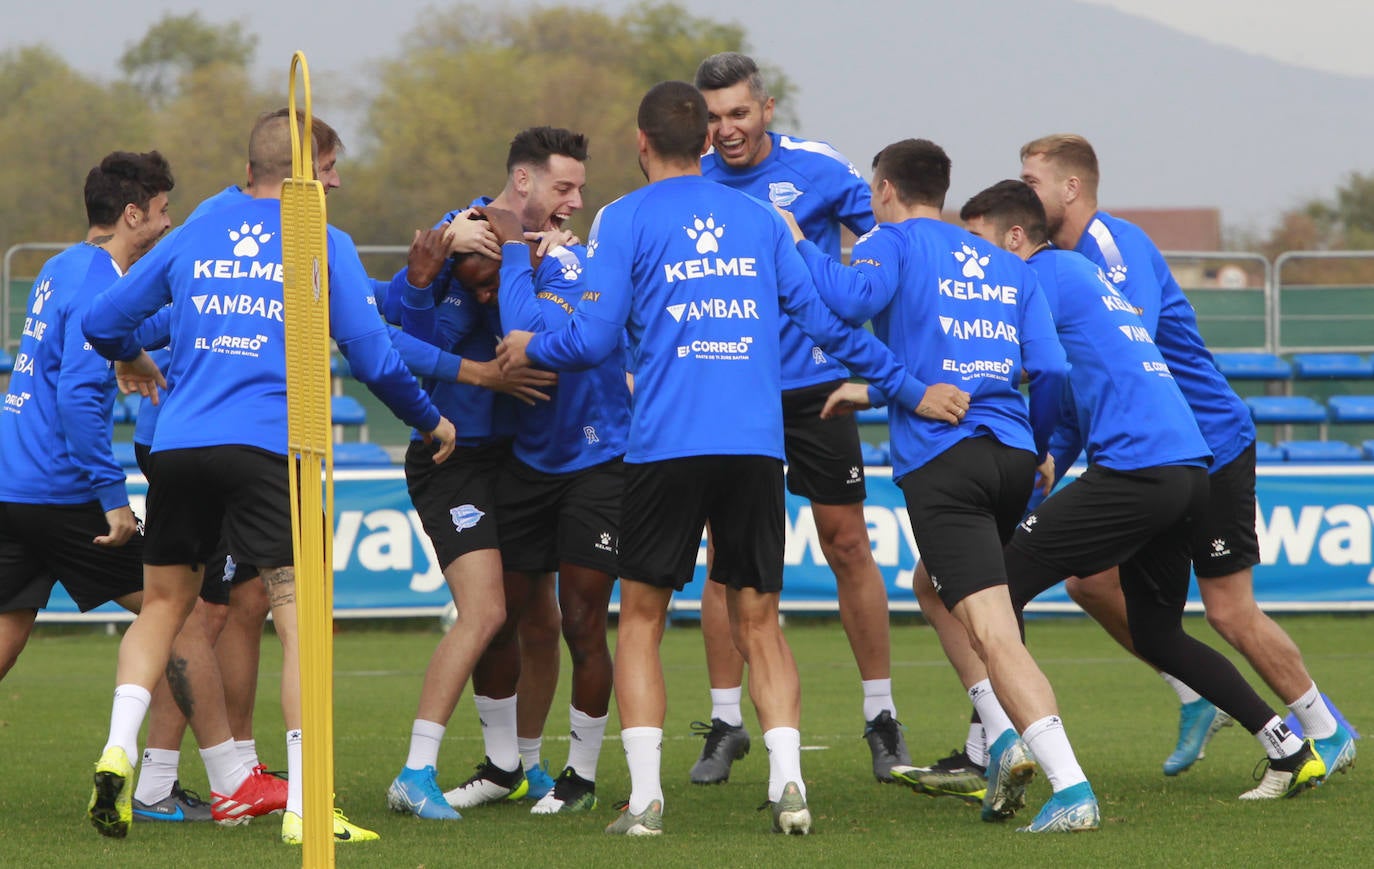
[8,241,1374,359]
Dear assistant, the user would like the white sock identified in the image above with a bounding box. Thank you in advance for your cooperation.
[621,726,663,814]
[967,680,1015,744]
[861,678,896,722]
[518,736,543,772]
[473,694,520,772]
[763,726,805,802]
[134,748,180,804]
[966,721,989,768]
[200,739,249,796]
[567,706,608,782]
[405,719,446,770]
[1162,672,1202,705]
[710,686,744,727]
[1288,683,1338,740]
[105,684,152,762]
[285,729,303,816]
[1022,715,1088,792]
[235,739,261,770]
[1257,715,1304,759]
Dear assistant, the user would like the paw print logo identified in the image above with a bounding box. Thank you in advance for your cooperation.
[952,244,990,280]
[30,278,53,315]
[849,466,860,480]
[1107,263,1128,284]
[685,215,724,254]
[586,239,599,258]
[561,260,583,282]
[600,532,612,546]
[1212,538,1227,553]
[229,222,274,258]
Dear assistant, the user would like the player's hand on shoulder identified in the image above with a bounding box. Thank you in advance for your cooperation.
[95,505,138,547]
[114,351,166,403]
[477,206,525,247]
[820,381,871,419]
[424,415,458,464]
[915,383,970,425]
[528,228,576,259]
[774,205,805,243]
[407,227,451,289]
[496,330,535,374]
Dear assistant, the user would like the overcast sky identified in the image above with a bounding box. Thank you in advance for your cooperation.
[7,0,1372,231]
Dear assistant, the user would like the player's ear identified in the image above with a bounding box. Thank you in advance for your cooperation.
[761,95,775,126]
[1064,174,1080,203]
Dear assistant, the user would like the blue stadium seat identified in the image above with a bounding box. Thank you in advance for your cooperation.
[1327,395,1374,424]
[331,395,369,442]
[1212,352,1292,381]
[1245,396,1326,423]
[855,407,888,426]
[1363,440,1374,461]
[112,442,140,469]
[1254,441,1285,463]
[1280,440,1363,462]
[878,440,892,465]
[333,442,393,467]
[860,441,889,466]
[1291,353,1374,379]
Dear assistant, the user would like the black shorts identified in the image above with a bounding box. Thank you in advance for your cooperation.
[1008,463,1209,608]
[406,440,505,570]
[783,380,866,505]
[497,456,622,575]
[142,446,294,569]
[137,441,254,604]
[619,455,784,593]
[1190,441,1262,578]
[898,436,1037,610]
[0,501,144,613]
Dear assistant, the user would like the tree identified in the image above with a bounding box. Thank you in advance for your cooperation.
[328,1,795,246]
[1257,172,1374,283]
[119,12,257,105]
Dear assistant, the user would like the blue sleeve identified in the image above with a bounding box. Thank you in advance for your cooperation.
[797,230,899,325]
[497,245,550,333]
[528,209,628,371]
[832,165,876,239]
[1120,234,1164,337]
[132,305,172,351]
[388,325,462,382]
[1020,278,1069,459]
[57,292,126,511]
[1047,386,1083,482]
[329,233,441,432]
[773,218,925,409]
[82,235,178,361]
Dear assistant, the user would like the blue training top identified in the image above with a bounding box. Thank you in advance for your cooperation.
[798,218,1068,481]
[526,174,924,464]
[0,244,128,511]
[497,242,630,474]
[703,132,874,391]
[82,196,441,454]
[1074,211,1255,469]
[1028,248,1210,473]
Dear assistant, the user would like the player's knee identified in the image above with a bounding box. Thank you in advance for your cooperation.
[818,521,874,573]
[1203,601,1253,644]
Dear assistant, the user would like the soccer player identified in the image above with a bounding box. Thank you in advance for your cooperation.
[788,139,1100,832]
[1019,134,1354,785]
[383,127,583,820]
[498,81,930,837]
[81,111,457,844]
[0,152,169,679]
[690,51,908,783]
[894,179,1323,827]
[481,203,629,815]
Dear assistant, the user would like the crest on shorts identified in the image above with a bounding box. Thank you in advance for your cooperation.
[450,504,485,531]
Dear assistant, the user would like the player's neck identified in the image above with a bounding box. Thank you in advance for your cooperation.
[86,227,136,272]
[1054,204,1094,250]
[884,203,943,223]
[645,157,701,184]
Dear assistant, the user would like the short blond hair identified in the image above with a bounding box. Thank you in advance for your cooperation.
[1020,134,1099,195]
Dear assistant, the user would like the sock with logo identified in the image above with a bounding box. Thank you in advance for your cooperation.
[134,748,180,805]
[1022,715,1088,793]
[567,706,608,782]
[473,694,520,772]
[404,719,446,771]
[621,726,663,815]
[710,686,744,727]
[1288,683,1338,740]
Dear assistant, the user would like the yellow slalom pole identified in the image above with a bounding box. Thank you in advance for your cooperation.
[281,50,336,869]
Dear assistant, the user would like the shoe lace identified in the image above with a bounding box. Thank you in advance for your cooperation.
[691,719,732,758]
[171,782,210,807]
[934,748,969,771]
[865,716,902,757]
